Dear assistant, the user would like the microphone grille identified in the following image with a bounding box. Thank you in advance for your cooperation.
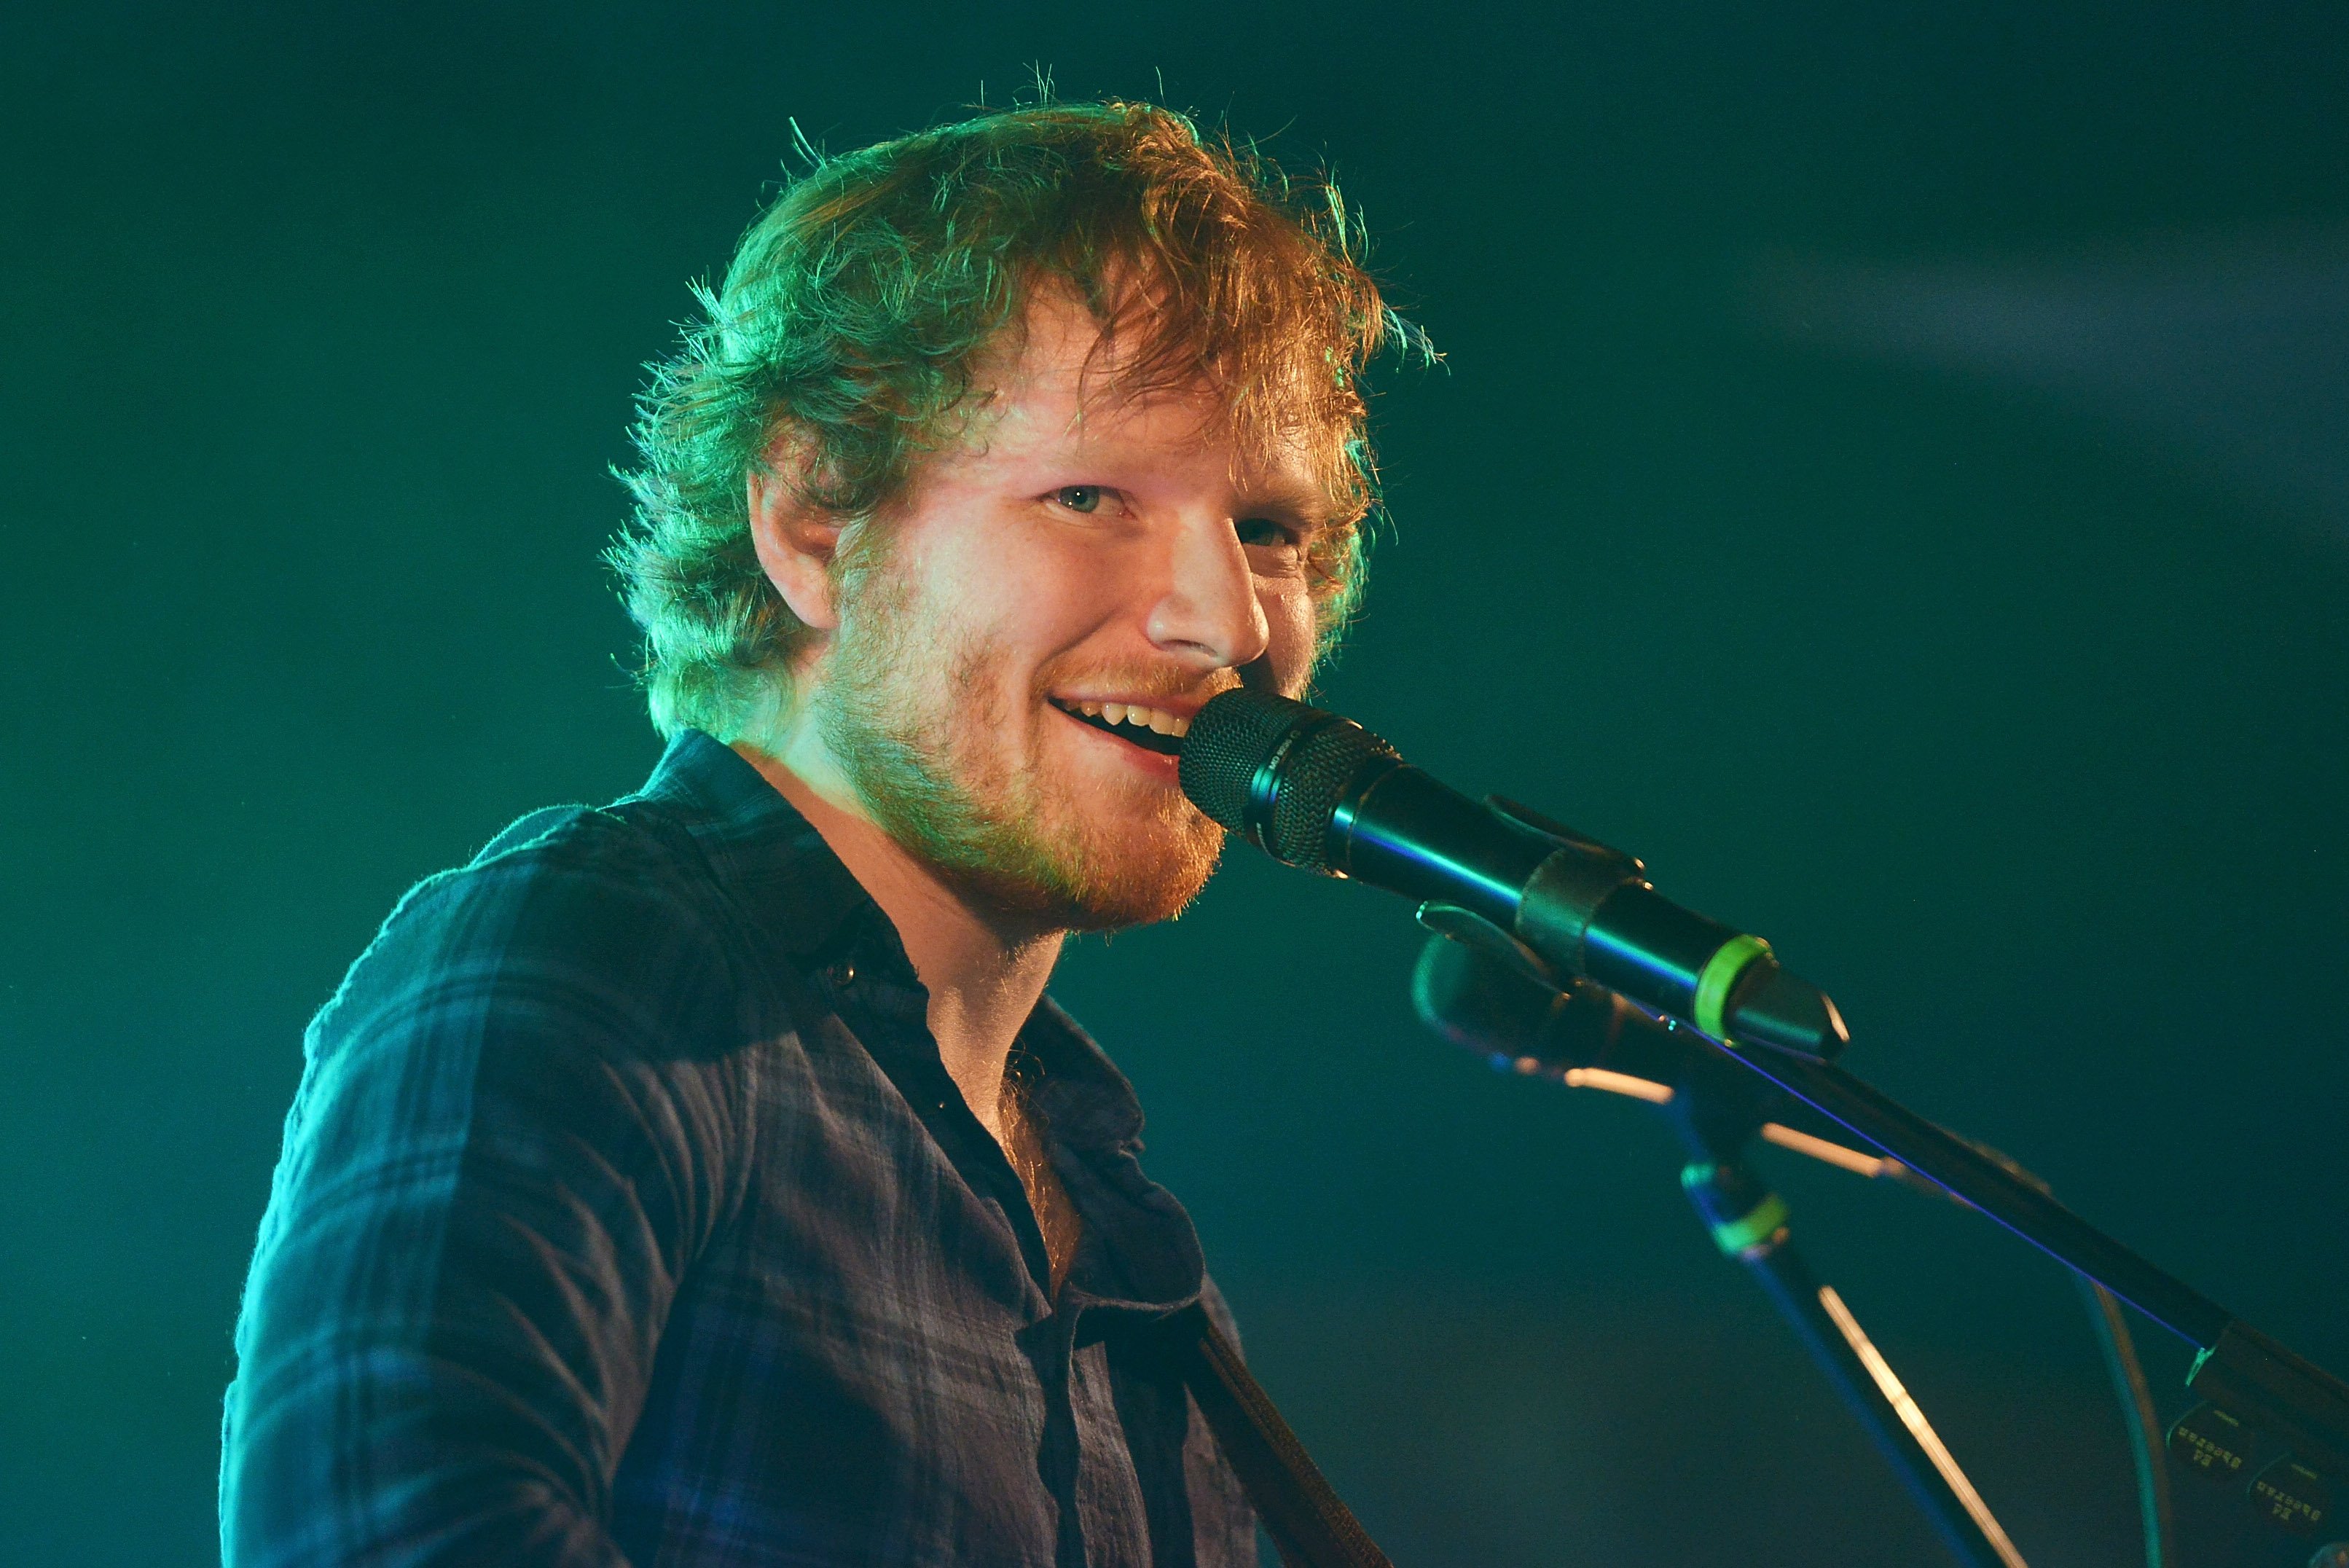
[1179,688,1399,871]
[1267,716,1396,871]
[1178,689,1315,832]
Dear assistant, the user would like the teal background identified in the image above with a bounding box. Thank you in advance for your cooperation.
[5,3,2347,1563]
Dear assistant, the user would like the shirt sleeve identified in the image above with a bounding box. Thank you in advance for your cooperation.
[221,818,745,1567]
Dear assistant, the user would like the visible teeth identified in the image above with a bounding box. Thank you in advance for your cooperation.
[1059,699,1192,739]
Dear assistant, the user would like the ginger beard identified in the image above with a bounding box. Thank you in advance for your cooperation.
[813,539,1228,933]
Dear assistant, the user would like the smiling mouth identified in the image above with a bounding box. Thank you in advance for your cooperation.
[1051,698,1188,756]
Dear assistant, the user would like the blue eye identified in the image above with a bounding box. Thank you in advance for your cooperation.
[1054,485,1103,514]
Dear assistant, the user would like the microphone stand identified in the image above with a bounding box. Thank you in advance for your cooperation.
[1428,935,2042,1561]
[1416,930,2323,1559]
[1658,1049,2029,1567]
[1674,1013,2349,1545]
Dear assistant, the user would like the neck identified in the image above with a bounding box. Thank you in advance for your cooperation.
[732,738,1064,1143]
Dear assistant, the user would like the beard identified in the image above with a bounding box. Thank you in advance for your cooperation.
[812,556,1226,933]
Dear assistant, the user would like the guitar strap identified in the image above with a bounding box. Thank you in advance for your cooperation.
[1151,1302,1396,1568]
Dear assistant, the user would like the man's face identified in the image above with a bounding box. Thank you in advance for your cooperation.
[805,288,1329,932]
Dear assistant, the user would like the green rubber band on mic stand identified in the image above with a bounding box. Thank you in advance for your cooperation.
[1679,1164,1790,1257]
[1693,932,1773,1040]
[1708,1194,1789,1257]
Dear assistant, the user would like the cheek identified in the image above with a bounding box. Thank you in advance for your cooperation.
[1258,584,1320,697]
[914,525,1098,673]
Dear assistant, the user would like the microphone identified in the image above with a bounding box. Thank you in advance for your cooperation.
[1413,932,1973,1197]
[1180,689,1848,1059]
[1413,930,1800,1147]
[1413,929,1808,1132]
[1412,928,1704,1089]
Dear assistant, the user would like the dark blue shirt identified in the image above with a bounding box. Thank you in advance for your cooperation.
[221,730,1257,1567]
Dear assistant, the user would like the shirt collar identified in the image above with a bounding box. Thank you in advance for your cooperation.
[627,727,1205,1312]
[626,728,1159,1165]
[627,727,887,968]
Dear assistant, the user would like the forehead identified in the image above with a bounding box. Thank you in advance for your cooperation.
[964,286,1325,502]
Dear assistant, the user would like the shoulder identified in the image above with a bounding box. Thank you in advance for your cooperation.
[270,796,783,1240]
[310,799,755,1078]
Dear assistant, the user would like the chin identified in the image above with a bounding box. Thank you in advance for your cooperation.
[1062,856,1221,932]
[955,815,1225,934]
[1071,812,1226,931]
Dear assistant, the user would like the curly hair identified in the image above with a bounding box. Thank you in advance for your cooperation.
[608,100,1404,742]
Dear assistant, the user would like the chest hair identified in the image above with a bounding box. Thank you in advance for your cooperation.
[1000,1059,1081,1292]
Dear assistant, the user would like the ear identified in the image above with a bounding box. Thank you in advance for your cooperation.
[746,467,844,632]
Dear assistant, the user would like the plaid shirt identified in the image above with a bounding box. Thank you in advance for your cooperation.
[221,730,1257,1567]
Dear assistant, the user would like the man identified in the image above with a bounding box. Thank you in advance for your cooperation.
[221,101,1395,1567]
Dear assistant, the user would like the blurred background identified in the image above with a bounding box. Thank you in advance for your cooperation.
[5,2,2346,1563]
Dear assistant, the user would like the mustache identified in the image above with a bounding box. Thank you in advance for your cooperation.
[1032,662,1244,705]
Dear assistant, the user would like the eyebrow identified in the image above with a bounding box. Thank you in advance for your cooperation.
[1232,475,1336,531]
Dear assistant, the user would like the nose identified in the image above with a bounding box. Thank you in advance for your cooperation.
[1145,511,1271,673]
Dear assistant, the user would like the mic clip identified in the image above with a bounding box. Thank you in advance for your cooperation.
[1483,795,1646,880]
[1414,901,1564,993]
